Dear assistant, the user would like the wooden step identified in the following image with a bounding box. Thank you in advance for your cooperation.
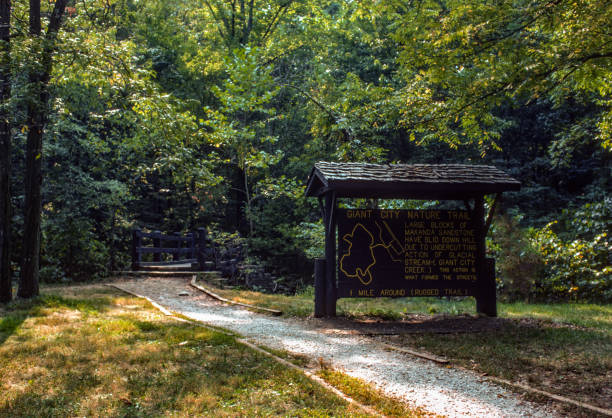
[113,271,207,278]
[139,259,197,267]
[138,263,198,272]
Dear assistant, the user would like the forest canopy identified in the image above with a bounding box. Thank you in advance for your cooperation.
[0,0,610,303]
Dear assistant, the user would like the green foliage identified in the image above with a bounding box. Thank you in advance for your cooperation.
[490,200,611,303]
[297,2,401,162]
[292,221,325,260]
[205,46,300,239]
[369,0,612,152]
[206,47,281,170]
[490,215,544,302]
[530,199,611,302]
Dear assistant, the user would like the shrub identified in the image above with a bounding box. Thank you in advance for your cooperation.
[41,216,110,282]
[530,199,611,302]
[490,215,545,301]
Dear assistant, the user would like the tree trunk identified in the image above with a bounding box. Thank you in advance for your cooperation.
[19,98,43,298]
[19,0,43,298]
[243,166,253,237]
[0,0,11,303]
[18,0,67,298]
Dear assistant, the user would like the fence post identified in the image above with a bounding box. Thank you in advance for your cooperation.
[173,232,182,261]
[153,230,162,262]
[197,228,207,270]
[185,233,193,260]
[131,229,141,270]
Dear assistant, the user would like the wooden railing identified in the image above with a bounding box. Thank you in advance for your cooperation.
[131,228,209,270]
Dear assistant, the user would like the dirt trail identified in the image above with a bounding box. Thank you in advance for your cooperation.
[112,277,556,418]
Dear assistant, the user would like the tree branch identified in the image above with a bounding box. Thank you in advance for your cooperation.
[260,2,291,44]
[262,44,305,66]
[280,83,337,121]
[202,0,229,44]
[471,0,563,56]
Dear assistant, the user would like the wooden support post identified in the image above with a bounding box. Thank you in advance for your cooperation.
[131,229,141,270]
[324,192,337,317]
[314,258,326,318]
[474,196,497,316]
[197,228,207,270]
[153,230,162,262]
[483,258,497,316]
[185,233,193,260]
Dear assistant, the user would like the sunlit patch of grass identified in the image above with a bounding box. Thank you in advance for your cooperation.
[317,368,435,417]
[204,284,315,317]
[0,285,377,417]
[338,296,476,319]
[261,346,312,368]
[499,302,612,332]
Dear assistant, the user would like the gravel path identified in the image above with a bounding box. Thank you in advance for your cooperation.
[113,277,556,418]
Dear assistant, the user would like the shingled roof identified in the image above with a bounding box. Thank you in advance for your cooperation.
[305,162,520,199]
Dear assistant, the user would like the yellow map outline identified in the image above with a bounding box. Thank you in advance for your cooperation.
[375,220,404,262]
[339,221,404,286]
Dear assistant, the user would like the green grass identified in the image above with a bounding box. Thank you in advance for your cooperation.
[499,301,612,332]
[0,285,385,417]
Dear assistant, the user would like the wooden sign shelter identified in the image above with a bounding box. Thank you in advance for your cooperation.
[305,162,521,317]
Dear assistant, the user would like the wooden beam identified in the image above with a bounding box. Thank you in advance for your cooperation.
[381,343,449,364]
[314,186,334,197]
[475,194,497,317]
[314,258,326,317]
[137,247,195,254]
[324,191,337,317]
[474,196,496,317]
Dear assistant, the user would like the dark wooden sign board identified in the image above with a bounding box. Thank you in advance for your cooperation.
[337,209,478,299]
[305,162,521,318]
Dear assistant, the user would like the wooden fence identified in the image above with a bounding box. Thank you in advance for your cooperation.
[131,228,209,270]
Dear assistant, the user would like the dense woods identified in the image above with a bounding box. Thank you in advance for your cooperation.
[0,0,610,302]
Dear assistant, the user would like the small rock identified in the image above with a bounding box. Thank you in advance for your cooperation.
[178,291,190,296]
